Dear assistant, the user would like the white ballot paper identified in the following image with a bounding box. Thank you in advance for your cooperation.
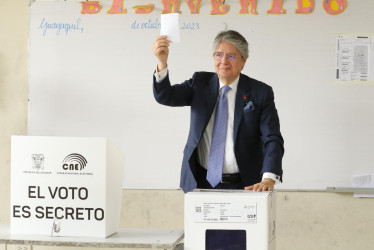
[160,13,180,43]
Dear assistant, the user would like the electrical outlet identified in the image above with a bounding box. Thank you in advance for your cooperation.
[6,244,32,250]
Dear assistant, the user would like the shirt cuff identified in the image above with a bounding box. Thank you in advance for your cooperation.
[262,172,281,184]
[154,67,168,83]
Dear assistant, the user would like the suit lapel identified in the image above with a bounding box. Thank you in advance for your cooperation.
[234,74,251,142]
[205,74,220,121]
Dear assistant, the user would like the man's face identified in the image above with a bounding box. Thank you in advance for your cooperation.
[214,41,247,85]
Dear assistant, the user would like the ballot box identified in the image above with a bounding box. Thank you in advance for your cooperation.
[185,190,276,250]
[10,136,124,238]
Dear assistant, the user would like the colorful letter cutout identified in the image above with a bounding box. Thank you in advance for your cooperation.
[210,0,230,15]
[323,0,347,15]
[80,1,102,14]
[295,0,314,14]
[185,0,203,14]
[267,0,286,14]
[133,4,154,14]
[162,0,182,13]
[239,0,258,15]
[107,0,127,14]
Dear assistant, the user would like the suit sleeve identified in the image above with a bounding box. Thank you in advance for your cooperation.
[259,87,284,180]
[153,72,197,107]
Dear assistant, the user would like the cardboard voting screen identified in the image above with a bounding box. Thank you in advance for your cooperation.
[10,136,124,238]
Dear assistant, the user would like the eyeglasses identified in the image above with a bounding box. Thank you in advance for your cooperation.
[213,52,239,61]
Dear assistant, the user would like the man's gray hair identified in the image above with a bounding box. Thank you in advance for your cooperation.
[213,30,249,59]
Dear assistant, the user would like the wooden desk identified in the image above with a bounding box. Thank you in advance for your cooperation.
[0,225,184,249]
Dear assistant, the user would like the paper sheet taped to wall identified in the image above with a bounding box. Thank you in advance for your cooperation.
[336,35,374,81]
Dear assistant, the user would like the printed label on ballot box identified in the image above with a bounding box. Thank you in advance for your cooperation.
[193,201,257,223]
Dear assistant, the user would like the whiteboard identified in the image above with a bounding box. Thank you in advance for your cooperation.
[29,0,374,190]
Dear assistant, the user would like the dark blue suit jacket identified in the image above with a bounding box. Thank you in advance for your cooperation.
[153,71,284,193]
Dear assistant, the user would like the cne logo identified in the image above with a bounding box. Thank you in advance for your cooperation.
[62,153,88,171]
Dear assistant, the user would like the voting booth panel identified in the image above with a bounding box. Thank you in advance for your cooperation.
[10,136,124,238]
[185,190,276,250]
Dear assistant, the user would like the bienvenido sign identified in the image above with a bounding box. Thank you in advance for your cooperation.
[79,0,348,15]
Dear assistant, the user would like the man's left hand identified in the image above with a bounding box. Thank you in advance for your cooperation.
[244,178,275,192]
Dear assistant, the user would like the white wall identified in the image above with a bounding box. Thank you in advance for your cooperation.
[27,0,374,190]
[0,0,29,225]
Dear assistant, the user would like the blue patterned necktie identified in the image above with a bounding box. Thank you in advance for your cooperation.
[206,85,231,187]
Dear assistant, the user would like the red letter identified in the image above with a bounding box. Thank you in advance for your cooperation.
[107,0,127,14]
[210,0,230,15]
[323,0,347,15]
[80,1,102,14]
[295,0,314,14]
[161,0,182,14]
[133,4,154,14]
[239,0,258,15]
[267,0,286,14]
[185,0,203,14]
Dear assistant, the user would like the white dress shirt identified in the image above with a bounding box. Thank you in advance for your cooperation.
[154,68,280,183]
[197,76,239,174]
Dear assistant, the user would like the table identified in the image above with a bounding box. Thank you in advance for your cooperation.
[0,225,184,249]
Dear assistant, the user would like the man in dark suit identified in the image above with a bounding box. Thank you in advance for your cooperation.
[152,30,284,193]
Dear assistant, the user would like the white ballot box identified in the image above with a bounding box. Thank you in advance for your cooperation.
[10,136,124,238]
[185,190,276,250]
